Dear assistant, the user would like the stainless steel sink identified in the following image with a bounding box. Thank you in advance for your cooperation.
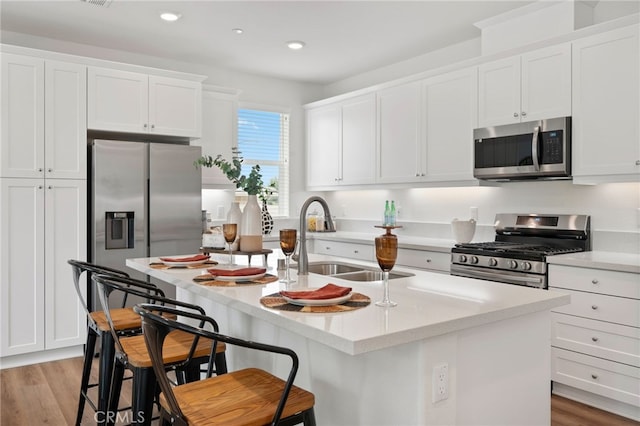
[301,261,414,281]
[333,270,414,281]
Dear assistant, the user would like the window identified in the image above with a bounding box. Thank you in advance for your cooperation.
[237,107,290,217]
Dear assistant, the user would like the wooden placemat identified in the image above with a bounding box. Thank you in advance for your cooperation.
[149,261,219,270]
[193,273,279,287]
[260,292,371,313]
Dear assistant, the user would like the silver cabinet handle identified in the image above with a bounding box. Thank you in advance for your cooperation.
[48,185,53,189]
[151,124,155,129]
[325,247,331,250]
[415,173,420,177]
[353,250,359,254]
[143,123,148,129]
[521,111,527,117]
[425,259,432,263]
[591,305,598,310]
[48,168,53,172]
[591,374,598,380]
[592,279,599,284]
[636,160,640,165]
[591,337,599,342]
[38,185,43,189]
[513,112,519,118]
[38,168,43,172]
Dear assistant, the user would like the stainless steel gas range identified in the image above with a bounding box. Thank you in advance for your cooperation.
[450,213,591,289]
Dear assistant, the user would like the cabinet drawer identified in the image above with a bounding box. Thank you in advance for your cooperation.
[551,313,640,367]
[552,347,640,407]
[550,288,640,328]
[312,240,373,261]
[549,265,640,299]
[396,248,450,273]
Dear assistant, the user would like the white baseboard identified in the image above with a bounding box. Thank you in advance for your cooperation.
[0,346,84,369]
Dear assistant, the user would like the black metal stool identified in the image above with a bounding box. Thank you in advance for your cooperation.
[93,274,228,426]
[68,260,156,426]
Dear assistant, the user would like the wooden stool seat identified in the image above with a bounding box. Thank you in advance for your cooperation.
[120,330,226,368]
[161,367,315,426]
[91,308,140,332]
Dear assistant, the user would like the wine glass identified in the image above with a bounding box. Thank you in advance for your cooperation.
[279,229,297,284]
[222,223,237,266]
[375,232,398,307]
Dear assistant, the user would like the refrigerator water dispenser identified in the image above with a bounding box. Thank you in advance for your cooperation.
[105,211,134,249]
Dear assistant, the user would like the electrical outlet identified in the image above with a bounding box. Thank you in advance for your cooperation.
[432,363,449,403]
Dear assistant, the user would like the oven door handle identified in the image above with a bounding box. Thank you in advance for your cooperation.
[532,125,541,171]
[452,266,545,288]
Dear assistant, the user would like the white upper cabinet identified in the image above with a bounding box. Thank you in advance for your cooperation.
[306,94,376,189]
[422,67,478,183]
[478,44,571,127]
[1,54,86,179]
[306,104,342,188]
[195,90,238,187]
[45,61,87,179]
[572,24,639,183]
[88,67,202,138]
[340,94,376,185]
[377,81,422,183]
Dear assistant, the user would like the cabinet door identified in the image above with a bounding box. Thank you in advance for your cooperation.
[306,105,341,188]
[572,25,640,181]
[377,82,422,183]
[341,94,376,185]
[0,179,45,356]
[423,68,478,182]
[87,67,149,134]
[0,54,45,178]
[478,56,521,127]
[149,76,202,138]
[521,44,571,121]
[196,91,237,187]
[44,180,87,349]
[45,61,87,179]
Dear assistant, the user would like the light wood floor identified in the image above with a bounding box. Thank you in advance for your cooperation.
[1,356,639,425]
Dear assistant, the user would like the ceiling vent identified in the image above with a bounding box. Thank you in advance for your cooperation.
[80,0,113,7]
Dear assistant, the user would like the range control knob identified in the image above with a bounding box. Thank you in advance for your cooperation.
[459,255,468,263]
[470,256,479,264]
[508,260,518,269]
[489,258,498,267]
[522,262,532,271]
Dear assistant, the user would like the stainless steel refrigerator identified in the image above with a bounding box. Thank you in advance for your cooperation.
[89,139,202,303]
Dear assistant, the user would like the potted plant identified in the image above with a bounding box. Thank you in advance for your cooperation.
[195,148,264,251]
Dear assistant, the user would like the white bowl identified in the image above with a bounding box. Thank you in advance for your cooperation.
[451,219,476,244]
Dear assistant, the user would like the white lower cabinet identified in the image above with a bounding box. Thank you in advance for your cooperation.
[396,247,450,273]
[312,240,374,262]
[0,178,86,357]
[549,264,640,419]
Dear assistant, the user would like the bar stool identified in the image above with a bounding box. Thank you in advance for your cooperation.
[68,260,156,426]
[134,303,316,426]
[93,274,228,426]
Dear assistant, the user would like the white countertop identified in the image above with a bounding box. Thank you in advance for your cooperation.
[298,230,455,253]
[127,252,568,356]
[547,250,640,274]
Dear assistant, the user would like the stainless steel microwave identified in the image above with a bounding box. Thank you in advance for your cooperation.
[473,117,571,181]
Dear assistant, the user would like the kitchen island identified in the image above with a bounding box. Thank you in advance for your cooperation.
[127,253,569,426]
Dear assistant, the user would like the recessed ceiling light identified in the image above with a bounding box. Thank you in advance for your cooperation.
[232,28,244,35]
[286,40,306,50]
[160,12,181,22]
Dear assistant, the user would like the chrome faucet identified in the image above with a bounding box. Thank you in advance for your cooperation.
[297,196,336,275]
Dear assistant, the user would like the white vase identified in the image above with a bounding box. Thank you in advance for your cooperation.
[240,195,263,252]
[227,201,242,250]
